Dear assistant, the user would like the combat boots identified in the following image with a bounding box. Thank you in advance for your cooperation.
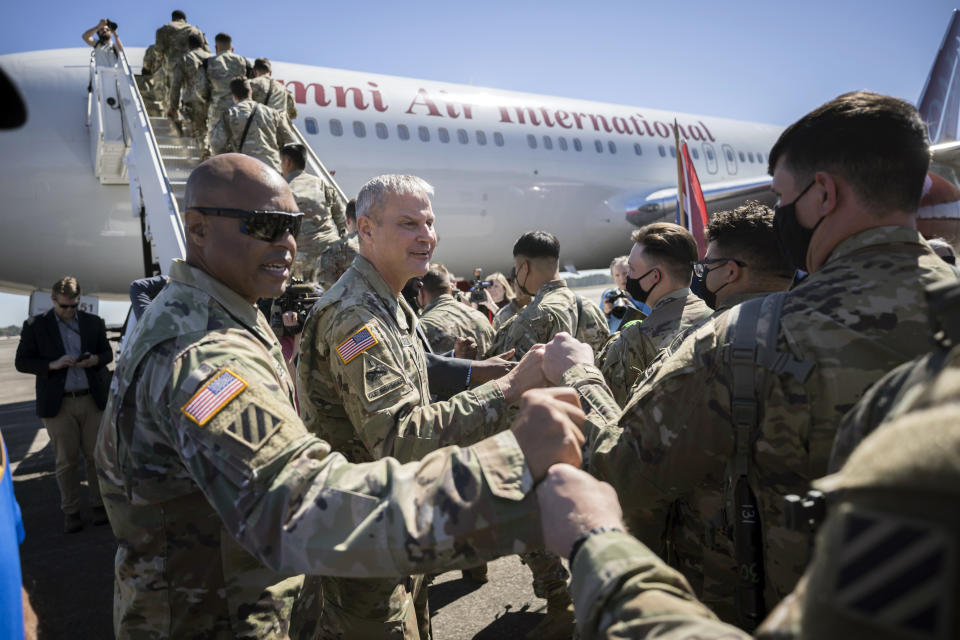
[524,591,575,640]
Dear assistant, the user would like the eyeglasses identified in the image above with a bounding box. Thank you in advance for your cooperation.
[692,258,747,278]
[191,207,303,242]
[56,303,79,309]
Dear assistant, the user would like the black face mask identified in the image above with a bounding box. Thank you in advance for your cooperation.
[773,180,822,272]
[625,268,658,304]
[516,260,536,297]
[696,268,730,311]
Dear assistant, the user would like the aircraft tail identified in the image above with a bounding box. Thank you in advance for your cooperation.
[918,10,960,144]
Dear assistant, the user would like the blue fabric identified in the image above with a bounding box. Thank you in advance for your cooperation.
[0,434,25,640]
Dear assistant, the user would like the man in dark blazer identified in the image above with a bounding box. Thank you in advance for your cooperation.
[15,277,113,533]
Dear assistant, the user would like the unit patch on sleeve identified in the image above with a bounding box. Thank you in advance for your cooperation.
[181,368,248,426]
[337,326,379,364]
[224,405,283,450]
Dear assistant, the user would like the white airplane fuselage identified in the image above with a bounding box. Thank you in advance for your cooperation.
[0,47,782,297]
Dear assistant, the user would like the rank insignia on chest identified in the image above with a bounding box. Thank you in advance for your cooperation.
[337,326,378,364]
[181,368,247,426]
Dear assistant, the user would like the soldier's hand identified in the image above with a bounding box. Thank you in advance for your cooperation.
[497,344,547,403]
[542,332,595,385]
[511,387,585,480]
[454,336,477,359]
[536,463,624,558]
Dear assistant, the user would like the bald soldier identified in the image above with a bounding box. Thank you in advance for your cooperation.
[297,175,551,638]
[94,154,586,639]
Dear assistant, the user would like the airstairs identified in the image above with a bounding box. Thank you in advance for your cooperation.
[86,47,348,281]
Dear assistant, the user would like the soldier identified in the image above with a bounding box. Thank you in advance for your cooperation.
[418,263,495,354]
[166,33,211,150]
[199,32,250,156]
[94,154,585,639]
[595,222,712,407]
[317,198,358,289]
[488,230,608,359]
[296,174,550,639]
[153,10,205,109]
[279,143,345,281]
[139,43,165,113]
[209,79,295,173]
[540,91,960,628]
[250,58,297,120]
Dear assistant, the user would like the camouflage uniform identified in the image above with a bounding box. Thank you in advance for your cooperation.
[563,226,958,624]
[317,231,358,289]
[488,280,608,358]
[168,47,212,149]
[95,259,544,639]
[419,293,495,354]
[596,287,711,406]
[154,20,206,109]
[139,45,166,114]
[493,299,523,332]
[209,100,295,173]
[286,169,345,282]
[250,75,298,120]
[297,255,515,639]
[567,345,960,639]
[200,51,250,154]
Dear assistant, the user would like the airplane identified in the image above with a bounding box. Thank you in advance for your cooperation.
[1,11,959,310]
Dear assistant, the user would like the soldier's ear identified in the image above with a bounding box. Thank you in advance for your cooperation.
[183,209,208,246]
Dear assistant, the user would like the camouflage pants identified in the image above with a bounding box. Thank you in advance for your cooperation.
[292,230,340,283]
[205,97,233,157]
[182,101,207,153]
[520,549,569,600]
[297,574,430,639]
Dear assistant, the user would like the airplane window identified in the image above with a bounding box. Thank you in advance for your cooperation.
[493,132,504,146]
[594,140,603,153]
[397,124,410,140]
[353,121,366,138]
[608,141,617,154]
[757,152,764,163]
[477,131,487,146]
[558,137,568,151]
[573,138,582,152]
[738,151,746,162]
[748,152,755,163]
[458,129,469,144]
[658,145,666,157]
[527,134,537,149]
[669,146,676,158]
[691,148,699,159]
[726,149,734,162]
[438,127,450,143]
[375,122,388,139]
[329,119,343,137]
[418,126,430,142]
[634,143,642,156]
[706,148,715,161]
[305,117,318,135]
[543,136,553,150]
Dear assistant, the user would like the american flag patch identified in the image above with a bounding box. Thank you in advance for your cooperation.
[337,326,378,364]
[181,369,247,426]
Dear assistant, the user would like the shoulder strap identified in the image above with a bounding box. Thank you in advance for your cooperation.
[264,80,274,106]
[575,293,583,338]
[237,104,259,152]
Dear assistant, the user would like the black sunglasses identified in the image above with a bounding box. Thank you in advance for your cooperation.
[692,257,747,278]
[56,303,79,309]
[191,207,303,242]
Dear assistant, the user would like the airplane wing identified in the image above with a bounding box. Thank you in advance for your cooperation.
[623,175,775,227]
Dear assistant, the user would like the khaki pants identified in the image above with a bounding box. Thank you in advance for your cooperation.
[42,394,103,515]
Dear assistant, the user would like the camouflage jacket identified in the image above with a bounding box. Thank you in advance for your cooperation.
[596,287,711,407]
[209,100,295,173]
[493,299,524,332]
[250,75,297,120]
[95,260,542,639]
[298,255,510,464]
[201,51,250,108]
[168,48,212,110]
[419,293,495,355]
[564,226,959,622]
[488,280,608,358]
[570,347,960,639]
[155,20,206,74]
[287,170,344,281]
[317,231,358,289]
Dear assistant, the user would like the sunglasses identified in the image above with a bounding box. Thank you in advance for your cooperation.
[692,257,747,279]
[56,303,79,309]
[191,207,303,242]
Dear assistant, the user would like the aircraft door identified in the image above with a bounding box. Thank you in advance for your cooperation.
[721,144,738,175]
[702,143,718,174]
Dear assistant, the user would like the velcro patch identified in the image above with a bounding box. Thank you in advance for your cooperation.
[363,353,405,401]
[181,368,247,426]
[224,405,283,450]
[337,326,378,364]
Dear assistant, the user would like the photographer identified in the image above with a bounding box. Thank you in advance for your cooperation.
[600,256,645,333]
[82,18,123,65]
[261,280,322,392]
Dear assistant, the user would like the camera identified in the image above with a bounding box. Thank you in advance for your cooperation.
[469,267,491,304]
[268,280,322,337]
[604,290,630,319]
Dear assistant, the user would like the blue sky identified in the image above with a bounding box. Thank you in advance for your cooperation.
[0,0,956,325]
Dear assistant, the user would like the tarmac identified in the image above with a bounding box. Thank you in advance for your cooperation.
[0,319,600,639]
